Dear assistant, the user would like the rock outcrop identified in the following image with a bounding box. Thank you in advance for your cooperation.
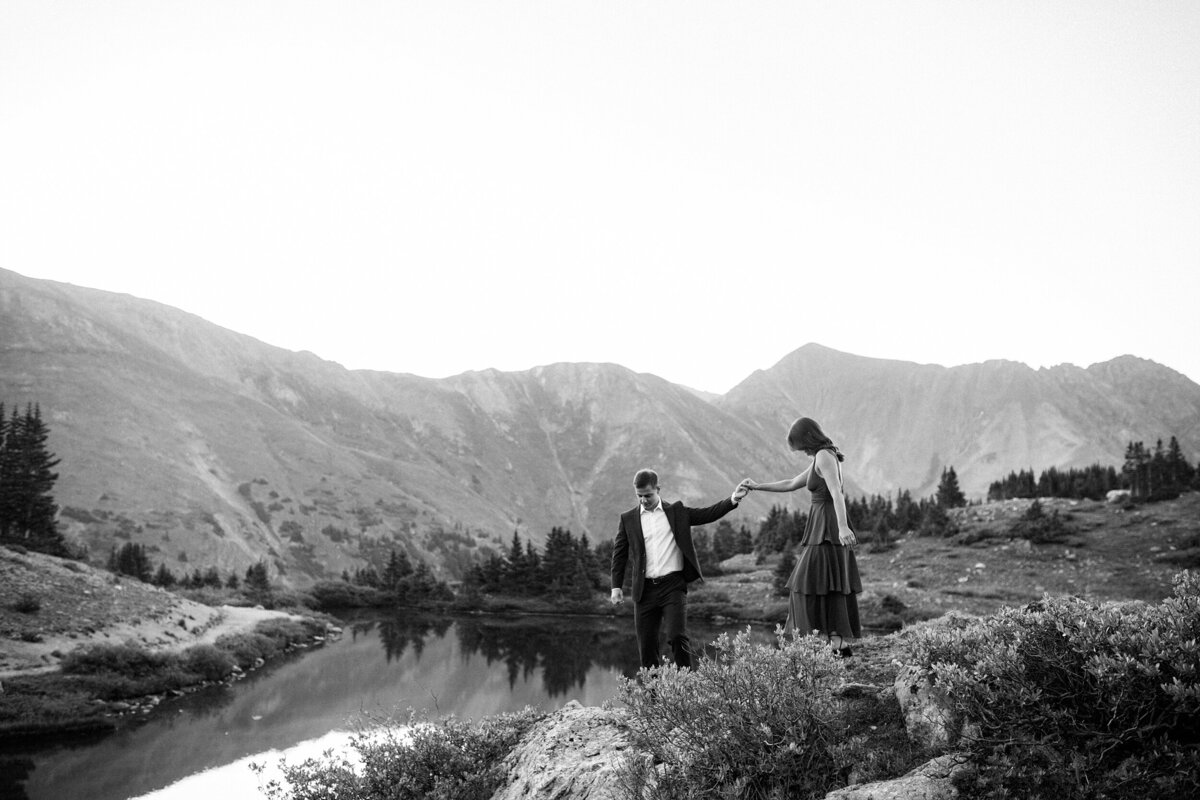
[486,665,975,800]
[893,665,963,750]
[490,701,636,800]
[824,754,969,800]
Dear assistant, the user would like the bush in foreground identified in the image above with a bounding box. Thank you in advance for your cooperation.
[616,628,859,799]
[252,707,544,800]
[906,570,1200,799]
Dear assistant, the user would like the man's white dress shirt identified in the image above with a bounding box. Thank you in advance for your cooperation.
[641,501,684,578]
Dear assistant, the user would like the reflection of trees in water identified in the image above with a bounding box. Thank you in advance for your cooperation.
[362,615,454,663]
[348,611,763,696]
[454,617,637,697]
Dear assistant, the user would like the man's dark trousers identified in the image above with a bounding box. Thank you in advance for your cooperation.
[635,571,692,669]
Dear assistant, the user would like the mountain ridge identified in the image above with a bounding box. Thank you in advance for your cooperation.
[2,268,1197,585]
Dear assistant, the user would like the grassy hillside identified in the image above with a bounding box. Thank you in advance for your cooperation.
[695,492,1199,629]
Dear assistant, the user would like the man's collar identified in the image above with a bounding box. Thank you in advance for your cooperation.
[640,500,663,515]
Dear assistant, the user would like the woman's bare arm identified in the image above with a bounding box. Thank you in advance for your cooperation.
[742,462,812,493]
[815,449,856,546]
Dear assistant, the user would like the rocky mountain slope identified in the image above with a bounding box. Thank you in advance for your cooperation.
[720,343,1200,499]
[2,268,1197,585]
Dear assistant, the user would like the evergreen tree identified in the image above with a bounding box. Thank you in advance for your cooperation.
[245,560,272,594]
[202,566,223,588]
[936,466,966,508]
[0,404,66,555]
[541,526,577,592]
[773,550,796,597]
[523,541,541,589]
[504,530,528,594]
[382,549,414,591]
[711,520,736,563]
[479,552,506,592]
[109,542,153,582]
[894,489,922,532]
[576,532,601,590]
[152,562,177,588]
[919,500,959,537]
[735,524,754,555]
[1166,436,1196,488]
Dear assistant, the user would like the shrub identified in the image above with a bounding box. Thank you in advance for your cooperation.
[616,627,853,799]
[686,588,734,619]
[182,644,235,681]
[1008,498,1071,543]
[58,642,196,699]
[906,570,1200,799]
[214,631,279,668]
[254,707,544,800]
[61,641,174,679]
[918,504,959,537]
[12,593,41,613]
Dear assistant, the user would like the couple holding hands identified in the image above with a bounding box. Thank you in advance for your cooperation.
[610,417,863,670]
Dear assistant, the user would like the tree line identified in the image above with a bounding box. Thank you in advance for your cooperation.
[108,541,274,595]
[987,436,1199,502]
[338,547,453,603]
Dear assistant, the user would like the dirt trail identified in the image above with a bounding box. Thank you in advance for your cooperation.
[0,547,295,678]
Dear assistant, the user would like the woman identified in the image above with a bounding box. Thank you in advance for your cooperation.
[741,417,862,657]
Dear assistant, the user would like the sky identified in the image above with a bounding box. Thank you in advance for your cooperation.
[2,1,1198,395]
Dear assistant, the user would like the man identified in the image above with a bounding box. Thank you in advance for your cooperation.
[610,468,749,670]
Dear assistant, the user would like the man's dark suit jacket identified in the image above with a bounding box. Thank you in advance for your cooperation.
[610,497,738,603]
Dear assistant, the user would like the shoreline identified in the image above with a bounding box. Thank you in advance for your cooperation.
[0,609,335,745]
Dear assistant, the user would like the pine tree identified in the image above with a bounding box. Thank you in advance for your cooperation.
[504,530,527,594]
[711,520,736,563]
[153,562,177,588]
[773,550,796,597]
[1166,436,1196,488]
[382,549,414,592]
[735,524,754,555]
[0,404,66,555]
[245,560,272,595]
[541,526,577,593]
[202,566,223,588]
[936,466,966,508]
[109,542,153,582]
[576,532,601,589]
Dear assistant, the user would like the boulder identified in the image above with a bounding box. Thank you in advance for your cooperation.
[490,700,636,800]
[1106,489,1132,504]
[893,666,961,751]
[824,754,969,800]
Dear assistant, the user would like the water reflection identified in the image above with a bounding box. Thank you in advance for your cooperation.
[0,613,764,800]
[455,615,638,696]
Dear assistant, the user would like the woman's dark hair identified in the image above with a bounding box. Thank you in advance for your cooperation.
[786,417,844,461]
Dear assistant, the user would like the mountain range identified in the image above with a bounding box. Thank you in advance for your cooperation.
[2,267,1198,584]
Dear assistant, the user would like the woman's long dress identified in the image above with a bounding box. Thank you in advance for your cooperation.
[784,459,863,639]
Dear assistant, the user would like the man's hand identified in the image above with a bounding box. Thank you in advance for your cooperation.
[610,588,623,605]
[732,483,749,504]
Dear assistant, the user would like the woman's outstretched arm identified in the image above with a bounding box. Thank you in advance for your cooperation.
[741,462,812,493]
